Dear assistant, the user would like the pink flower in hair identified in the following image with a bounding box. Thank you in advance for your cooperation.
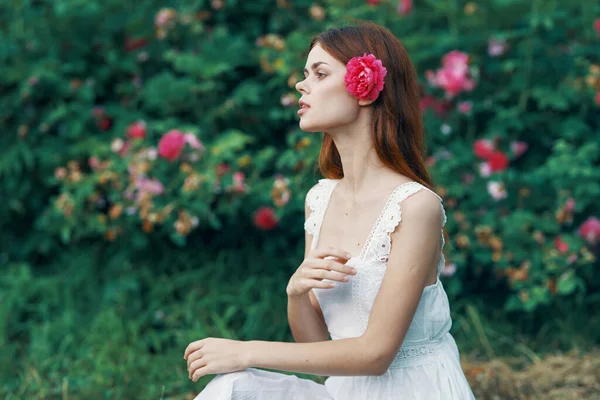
[344,53,387,101]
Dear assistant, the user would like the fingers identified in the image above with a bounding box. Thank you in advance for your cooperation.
[304,267,351,283]
[309,258,357,277]
[312,246,353,262]
[184,339,204,360]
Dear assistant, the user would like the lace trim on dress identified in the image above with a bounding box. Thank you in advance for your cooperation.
[304,179,338,250]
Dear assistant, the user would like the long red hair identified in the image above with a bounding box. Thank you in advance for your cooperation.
[309,21,450,256]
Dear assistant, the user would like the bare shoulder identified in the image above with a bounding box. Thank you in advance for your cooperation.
[399,187,443,228]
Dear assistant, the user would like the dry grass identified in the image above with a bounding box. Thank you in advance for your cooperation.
[463,349,600,399]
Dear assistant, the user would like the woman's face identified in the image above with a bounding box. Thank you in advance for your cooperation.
[295,44,362,133]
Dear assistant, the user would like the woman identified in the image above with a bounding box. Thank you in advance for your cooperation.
[184,21,476,399]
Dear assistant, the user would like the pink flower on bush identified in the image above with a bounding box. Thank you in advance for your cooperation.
[487,181,507,201]
[441,263,456,277]
[510,141,528,158]
[184,132,205,151]
[474,139,495,159]
[554,236,569,254]
[596,92,600,106]
[429,51,476,98]
[488,38,508,57]
[479,162,492,177]
[457,101,472,114]
[594,18,600,37]
[345,53,387,101]
[254,207,279,230]
[488,151,509,172]
[578,217,600,245]
[366,0,380,4]
[397,0,412,15]
[565,198,576,213]
[127,121,147,139]
[231,172,248,193]
[135,177,164,196]
[158,130,186,161]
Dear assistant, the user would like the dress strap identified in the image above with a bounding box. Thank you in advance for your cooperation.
[304,179,339,251]
[362,182,447,271]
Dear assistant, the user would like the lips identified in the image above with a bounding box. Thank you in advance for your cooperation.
[298,100,310,116]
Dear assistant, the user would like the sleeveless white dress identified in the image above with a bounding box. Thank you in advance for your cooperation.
[193,179,476,400]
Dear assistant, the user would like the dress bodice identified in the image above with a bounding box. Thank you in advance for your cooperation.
[304,178,453,368]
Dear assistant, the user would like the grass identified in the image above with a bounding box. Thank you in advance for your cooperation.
[1,247,598,399]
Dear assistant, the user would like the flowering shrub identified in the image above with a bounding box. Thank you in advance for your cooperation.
[2,0,600,319]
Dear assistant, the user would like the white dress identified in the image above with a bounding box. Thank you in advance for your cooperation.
[194,179,476,400]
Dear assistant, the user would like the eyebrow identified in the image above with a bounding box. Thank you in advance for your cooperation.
[303,61,329,75]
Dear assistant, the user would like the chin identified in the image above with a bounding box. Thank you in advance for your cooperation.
[298,119,323,133]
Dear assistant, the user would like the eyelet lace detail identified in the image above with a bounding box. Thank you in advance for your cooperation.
[353,182,448,334]
[304,179,338,246]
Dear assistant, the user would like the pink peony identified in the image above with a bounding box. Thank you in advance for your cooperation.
[397,0,412,15]
[432,51,476,97]
[488,151,509,172]
[435,66,475,97]
[254,207,279,230]
[158,130,186,161]
[578,216,600,245]
[345,53,387,101]
[473,139,495,159]
[442,51,470,69]
[127,120,146,139]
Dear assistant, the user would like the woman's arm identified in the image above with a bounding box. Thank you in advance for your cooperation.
[286,199,330,343]
[185,191,443,379]
[247,191,443,376]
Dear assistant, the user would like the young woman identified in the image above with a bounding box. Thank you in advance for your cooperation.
[184,21,476,399]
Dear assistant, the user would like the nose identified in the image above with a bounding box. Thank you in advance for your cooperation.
[295,77,309,94]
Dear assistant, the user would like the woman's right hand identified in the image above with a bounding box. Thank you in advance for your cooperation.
[286,247,358,297]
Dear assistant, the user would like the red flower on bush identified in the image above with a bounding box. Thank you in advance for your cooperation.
[127,120,147,139]
[596,92,600,106]
[366,0,380,4]
[554,236,569,254]
[124,37,148,52]
[474,139,494,159]
[158,130,186,161]
[344,53,387,101]
[594,18,600,37]
[254,207,279,230]
[488,151,509,172]
[397,0,412,15]
[578,217,600,245]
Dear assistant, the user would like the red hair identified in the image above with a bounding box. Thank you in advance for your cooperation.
[309,21,450,256]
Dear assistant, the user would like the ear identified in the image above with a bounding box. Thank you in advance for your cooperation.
[358,98,376,107]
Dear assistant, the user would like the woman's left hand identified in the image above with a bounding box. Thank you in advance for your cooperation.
[184,337,251,381]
